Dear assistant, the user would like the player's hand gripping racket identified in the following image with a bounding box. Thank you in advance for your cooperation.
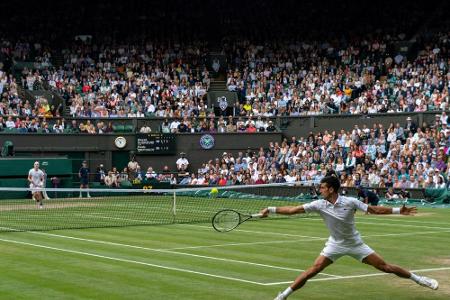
[212,209,263,232]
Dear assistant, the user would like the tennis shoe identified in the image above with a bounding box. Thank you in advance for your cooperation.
[417,276,439,290]
[274,292,287,300]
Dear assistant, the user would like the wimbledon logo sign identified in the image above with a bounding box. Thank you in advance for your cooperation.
[200,134,215,149]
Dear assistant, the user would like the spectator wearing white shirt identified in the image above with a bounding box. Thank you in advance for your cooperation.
[5,116,15,128]
[170,119,180,133]
[176,152,189,171]
[52,119,64,133]
[143,165,155,178]
[284,170,297,183]
[140,124,152,133]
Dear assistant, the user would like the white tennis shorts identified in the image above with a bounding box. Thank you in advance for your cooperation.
[320,242,374,262]
[30,183,43,193]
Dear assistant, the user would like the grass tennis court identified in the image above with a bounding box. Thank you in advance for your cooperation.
[1,199,449,299]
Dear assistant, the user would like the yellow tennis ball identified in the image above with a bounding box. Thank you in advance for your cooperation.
[210,188,219,195]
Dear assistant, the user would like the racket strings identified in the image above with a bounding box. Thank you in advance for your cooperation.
[213,211,240,232]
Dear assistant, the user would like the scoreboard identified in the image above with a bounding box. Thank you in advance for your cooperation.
[136,133,176,154]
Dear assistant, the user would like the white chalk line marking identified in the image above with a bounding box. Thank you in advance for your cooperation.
[23,231,339,276]
[297,215,450,230]
[178,223,324,239]
[2,234,448,287]
[356,216,450,226]
[0,237,267,286]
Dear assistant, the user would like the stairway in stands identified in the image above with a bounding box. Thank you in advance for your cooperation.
[209,78,227,92]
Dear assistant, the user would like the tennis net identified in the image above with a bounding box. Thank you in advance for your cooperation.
[0,182,318,232]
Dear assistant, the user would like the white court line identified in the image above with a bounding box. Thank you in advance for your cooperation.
[179,223,324,239]
[3,225,449,252]
[361,229,450,238]
[162,237,326,251]
[296,216,450,230]
[181,218,450,238]
[177,222,450,244]
[356,216,450,226]
[86,214,321,239]
[264,267,450,285]
[165,228,450,251]
[356,221,450,230]
[0,237,267,286]
[19,230,339,277]
[3,216,449,272]
[2,236,448,287]
[2,227,449,284]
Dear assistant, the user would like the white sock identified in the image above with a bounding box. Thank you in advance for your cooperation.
[281,287,293,298]
[410,273,421,283]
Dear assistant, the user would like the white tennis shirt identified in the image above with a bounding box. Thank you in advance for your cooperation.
[304,196,368,246]
[28,168,44,186]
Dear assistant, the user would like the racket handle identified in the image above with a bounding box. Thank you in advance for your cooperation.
[251,213,264,218]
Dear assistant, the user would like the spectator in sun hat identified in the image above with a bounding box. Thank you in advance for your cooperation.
[266,120,276,132]
[404,116,417,136]
[432,114,441,129]
[223,152,234,165]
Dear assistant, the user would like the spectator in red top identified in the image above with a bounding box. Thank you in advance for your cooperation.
[352,144,365,164]
[255,174,266,184]
[246,123,257,133]
[82,84,91,93]
[217,174,227,186]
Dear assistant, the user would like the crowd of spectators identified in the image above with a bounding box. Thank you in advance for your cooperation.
[179,112,450,190]
[2,1,449,193]
[0,115,119,134]
[44,40,211,120]
[0,38,52,66]
[0,1,448,126]
[154,115,277,133]
[225,31,449,117]
[94,157,177,188]
[0,68,63,122]
[2,29,449,124]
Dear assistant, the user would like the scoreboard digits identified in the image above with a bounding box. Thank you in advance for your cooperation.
[136,133,176,154]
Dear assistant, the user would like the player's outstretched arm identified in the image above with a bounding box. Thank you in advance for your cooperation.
[367,204,417,215]
[260,205,305,217]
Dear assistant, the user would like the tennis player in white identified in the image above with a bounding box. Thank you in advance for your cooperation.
[260,176,439,300]
[28,161,45,208]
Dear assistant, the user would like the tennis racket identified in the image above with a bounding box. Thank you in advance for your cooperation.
[212,209,263,232]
